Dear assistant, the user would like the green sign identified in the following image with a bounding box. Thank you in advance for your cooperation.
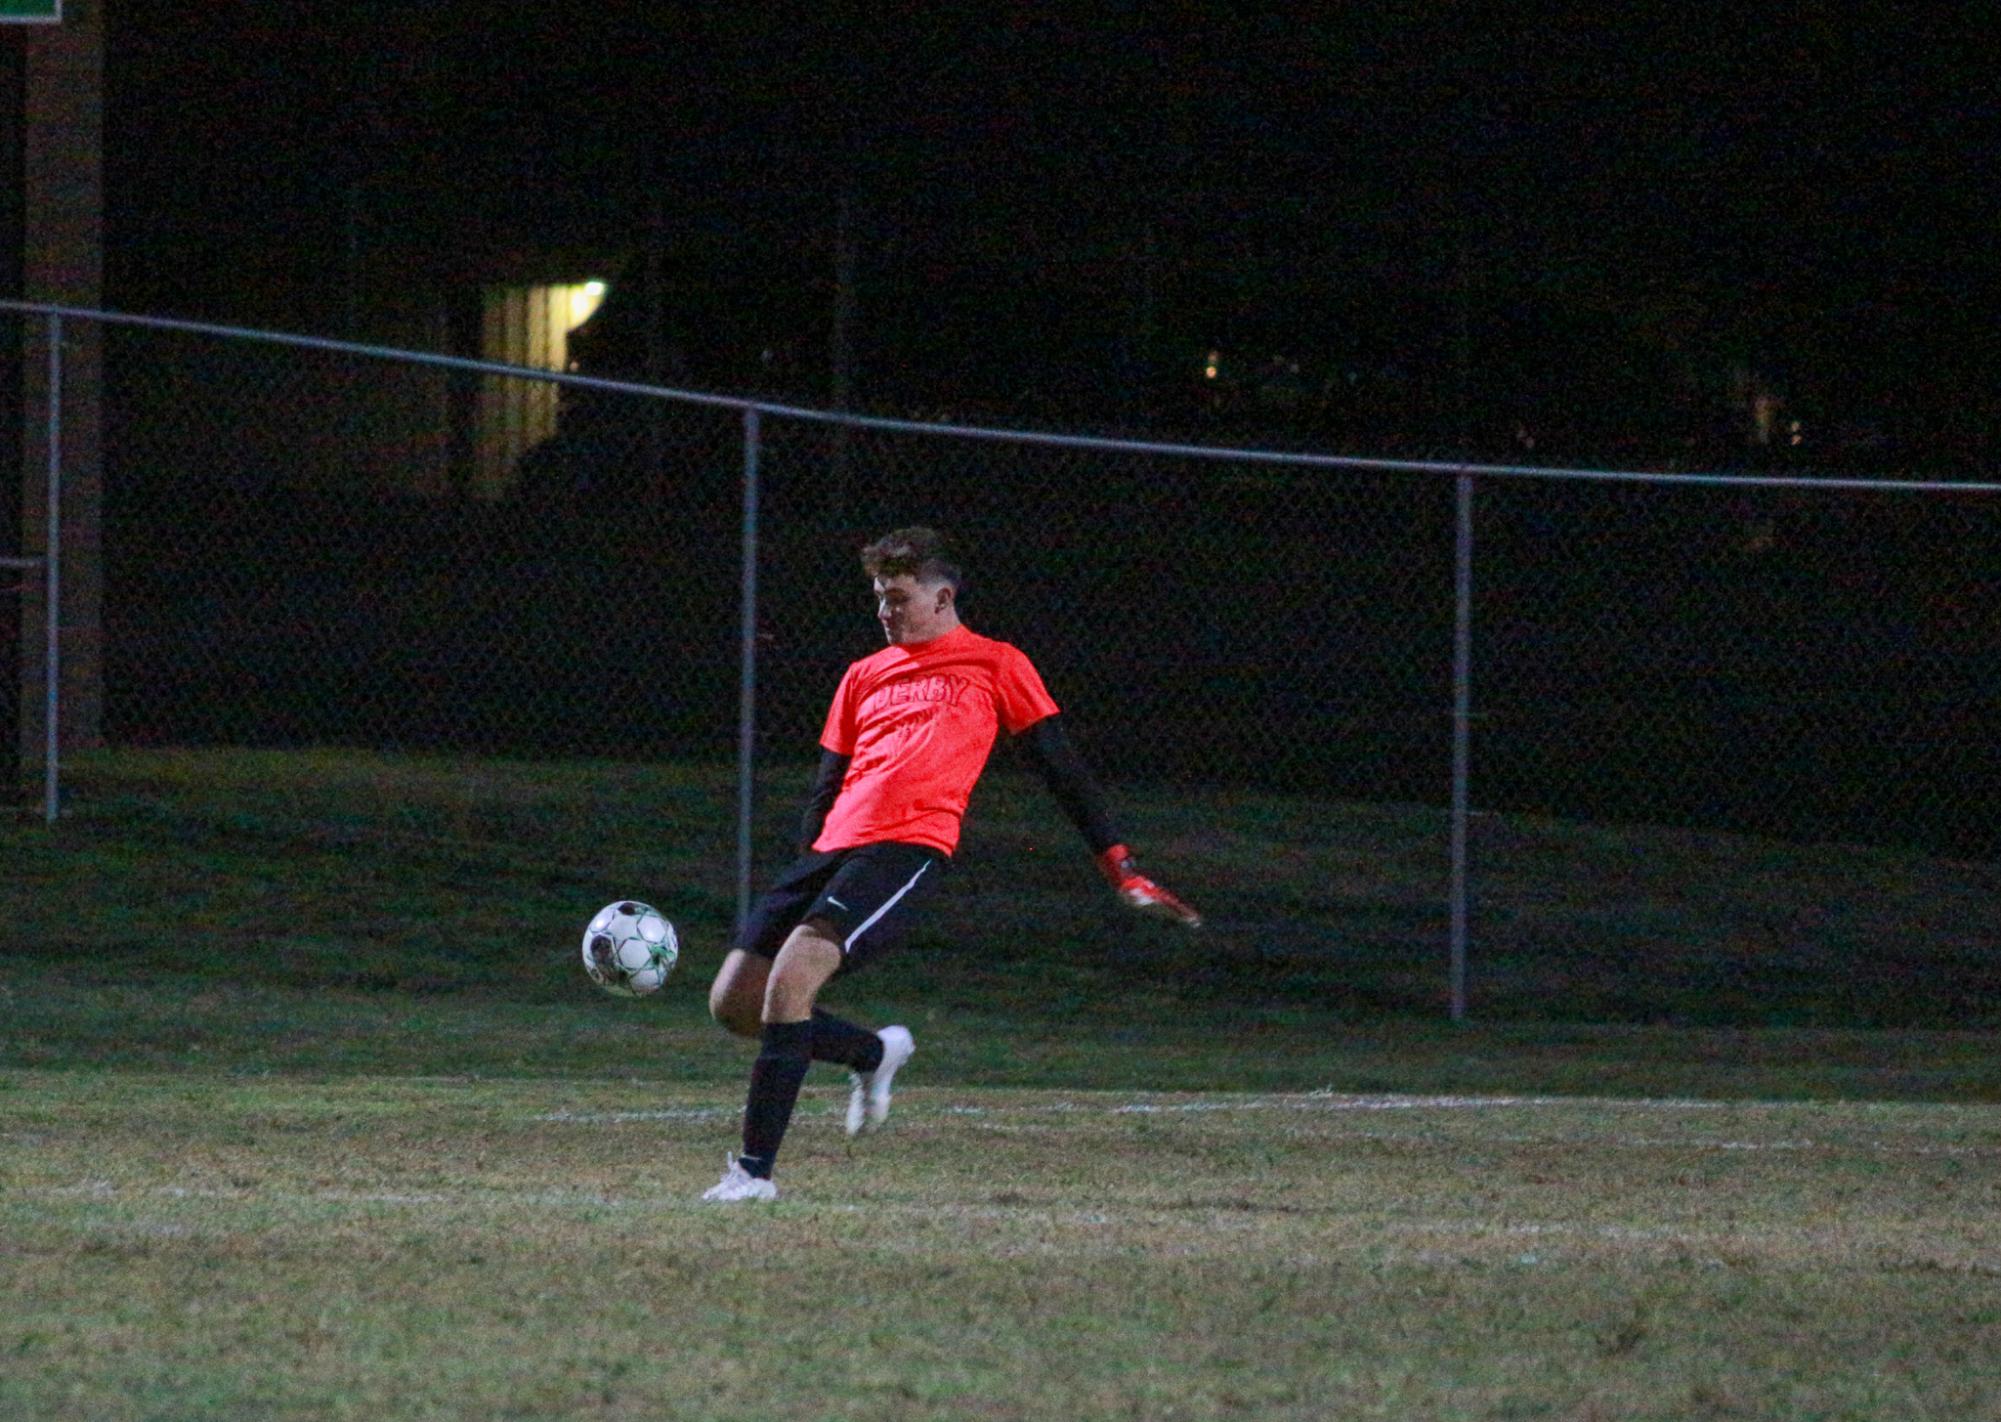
[0,0,62,20]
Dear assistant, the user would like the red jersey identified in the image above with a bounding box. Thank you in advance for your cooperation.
[814,624,1060,855]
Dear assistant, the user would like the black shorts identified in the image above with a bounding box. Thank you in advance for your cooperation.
[738,841,947,973]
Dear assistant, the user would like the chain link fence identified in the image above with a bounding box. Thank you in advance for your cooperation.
[1468,475,2001,1024]
[90,320,747,761]
[10,304,2001,1024]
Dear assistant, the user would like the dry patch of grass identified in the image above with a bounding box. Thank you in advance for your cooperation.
[4,1073,1998,1420]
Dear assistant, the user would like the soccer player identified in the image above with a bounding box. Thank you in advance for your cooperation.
[701,526,1201,1202]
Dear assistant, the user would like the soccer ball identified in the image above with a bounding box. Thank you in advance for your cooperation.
[581,900,680,997]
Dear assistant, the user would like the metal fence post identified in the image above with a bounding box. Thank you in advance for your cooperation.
[41,309,63,824]
[1448,469,1474,1021]
[735,404,763,938]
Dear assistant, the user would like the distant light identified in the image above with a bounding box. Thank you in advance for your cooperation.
[567,280,609,330]
[1204,349,1220,380]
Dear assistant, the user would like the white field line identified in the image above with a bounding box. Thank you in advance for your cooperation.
[529,1092,2001,1157]
[533,1092,1704,1126]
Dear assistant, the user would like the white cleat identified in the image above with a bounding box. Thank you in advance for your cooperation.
[700,1153,777,1203]
[846,1025,915,1137]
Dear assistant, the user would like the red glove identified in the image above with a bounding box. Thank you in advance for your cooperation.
[1096,844,1203,928]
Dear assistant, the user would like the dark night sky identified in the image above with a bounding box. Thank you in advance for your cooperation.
[99,3,1994,459]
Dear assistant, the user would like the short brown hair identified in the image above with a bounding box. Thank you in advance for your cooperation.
[861,526,963,589]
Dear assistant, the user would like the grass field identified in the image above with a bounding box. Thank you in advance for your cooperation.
[4,749,1999,1419]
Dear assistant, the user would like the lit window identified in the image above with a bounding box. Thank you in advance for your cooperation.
[474,280,611,498]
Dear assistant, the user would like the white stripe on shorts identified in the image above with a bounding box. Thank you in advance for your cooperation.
[843,859,934,954]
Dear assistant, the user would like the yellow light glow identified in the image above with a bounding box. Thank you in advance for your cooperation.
[567,280,608,330]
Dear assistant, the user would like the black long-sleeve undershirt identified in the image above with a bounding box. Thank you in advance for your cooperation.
[798,748,850,852]
[1018,714,1120,855]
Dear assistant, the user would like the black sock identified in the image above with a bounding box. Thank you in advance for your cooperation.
[811,1009,885,1073]
[739,1019,814,1179]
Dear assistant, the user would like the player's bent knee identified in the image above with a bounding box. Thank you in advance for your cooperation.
[708,976,765,1036]
[708,951,770,1037]
[709,993,761,1037]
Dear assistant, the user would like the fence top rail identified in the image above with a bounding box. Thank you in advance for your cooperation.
[7,298,1998,495]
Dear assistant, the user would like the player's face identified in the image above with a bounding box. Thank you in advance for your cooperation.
[873,574,953,645]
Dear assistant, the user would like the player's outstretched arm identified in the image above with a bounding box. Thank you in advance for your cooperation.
[1019,716,1202,929]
